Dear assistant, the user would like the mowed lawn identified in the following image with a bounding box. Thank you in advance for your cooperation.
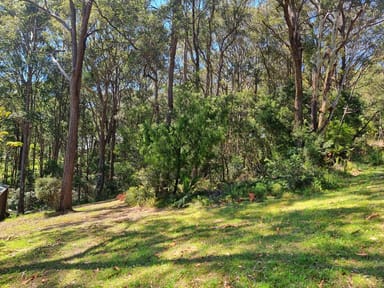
[1,167,384,287]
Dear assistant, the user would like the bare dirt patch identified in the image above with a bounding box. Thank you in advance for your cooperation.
[0,201,160,239]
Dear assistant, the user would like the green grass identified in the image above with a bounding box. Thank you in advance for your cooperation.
[1,166,384,287]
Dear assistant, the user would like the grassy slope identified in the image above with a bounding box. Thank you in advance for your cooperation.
[0,166,384,288]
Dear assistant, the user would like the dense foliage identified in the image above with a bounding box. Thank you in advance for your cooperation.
[0,0,383,212]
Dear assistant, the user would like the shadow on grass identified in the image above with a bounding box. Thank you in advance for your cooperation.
[345,169,384,187]
[38,204,158,234]
[2,201,384,286]
[2,242,384,286]
[42,200,128,219]
[1,168,384,287]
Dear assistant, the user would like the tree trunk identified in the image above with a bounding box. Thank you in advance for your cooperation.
[59,0,93,212]
[191,0,200,88]
[3,151,9,183]
[94,81,108,200]
[60,74,81,211]
[205,2,215,97]
[109,122,116,184]
[167,23,178,125]
[39,124,45,177]
[293,50,303,128]
[311,67,319,131]
[108,84,119,187]
[154,72,160,123]
[18,69,33,215]
[183,38,188,84]
[95,133,106,200]
[18,122,30,214]
[216,50,225,96]
[166,0,181,125]
[280,0,304,128]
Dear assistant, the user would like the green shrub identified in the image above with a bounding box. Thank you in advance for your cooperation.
[221,182,247,201]
[35,177,61,210]
[125,186,156,207]
[266,151,314,191]
[251,182,268,201]
[367,147,383,166]
[139,87,225,200]
[311,178,323,194]
[318,170,340,190]
[270,182,284,198]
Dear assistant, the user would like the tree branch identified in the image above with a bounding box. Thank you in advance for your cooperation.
[353,111,380,141]
[23,0,71,32]
[94,0,139,50]
[51,55,70,82]
[261,20,290,49]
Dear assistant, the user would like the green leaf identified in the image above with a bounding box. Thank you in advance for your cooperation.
[6,141,23,147]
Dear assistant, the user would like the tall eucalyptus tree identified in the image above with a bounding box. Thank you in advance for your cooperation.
[24,0,94,212]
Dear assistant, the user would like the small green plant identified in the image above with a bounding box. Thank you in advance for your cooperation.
[221,182,246,202]
[318,170,340,190]
[125,186,156,207]
[34,177,61,210]
[310,178,323,194]
[251,182,268,201]
[367,147,383,166]
[270,181,284,198]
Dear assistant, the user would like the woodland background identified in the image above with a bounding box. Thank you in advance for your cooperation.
[0,0,383,213]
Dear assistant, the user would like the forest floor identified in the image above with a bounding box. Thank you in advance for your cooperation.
[1,165,384,288]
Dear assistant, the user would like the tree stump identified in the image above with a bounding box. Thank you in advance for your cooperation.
[0,184,9,221]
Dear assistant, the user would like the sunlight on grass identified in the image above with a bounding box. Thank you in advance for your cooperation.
[1,167,384,287]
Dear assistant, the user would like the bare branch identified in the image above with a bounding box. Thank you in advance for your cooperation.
[51,55,70,82]
[23,0,71,32]
[93,0,139,50]
[261,20,290,49]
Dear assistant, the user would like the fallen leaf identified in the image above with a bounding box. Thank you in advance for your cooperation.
[224,280,232,288]
[113,266,120,271]
[366,213,379,220]
[41,278,48,283]
[22,275,37,285]
[347,276,353,288]
[356,252,368,257]
[318,279,325,288]
[22,279,32,285]
[195,263,201,267]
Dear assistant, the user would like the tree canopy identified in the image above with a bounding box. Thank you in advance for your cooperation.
[0,0,383,212]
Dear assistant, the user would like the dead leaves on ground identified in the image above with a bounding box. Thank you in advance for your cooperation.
[21,273,48,285]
